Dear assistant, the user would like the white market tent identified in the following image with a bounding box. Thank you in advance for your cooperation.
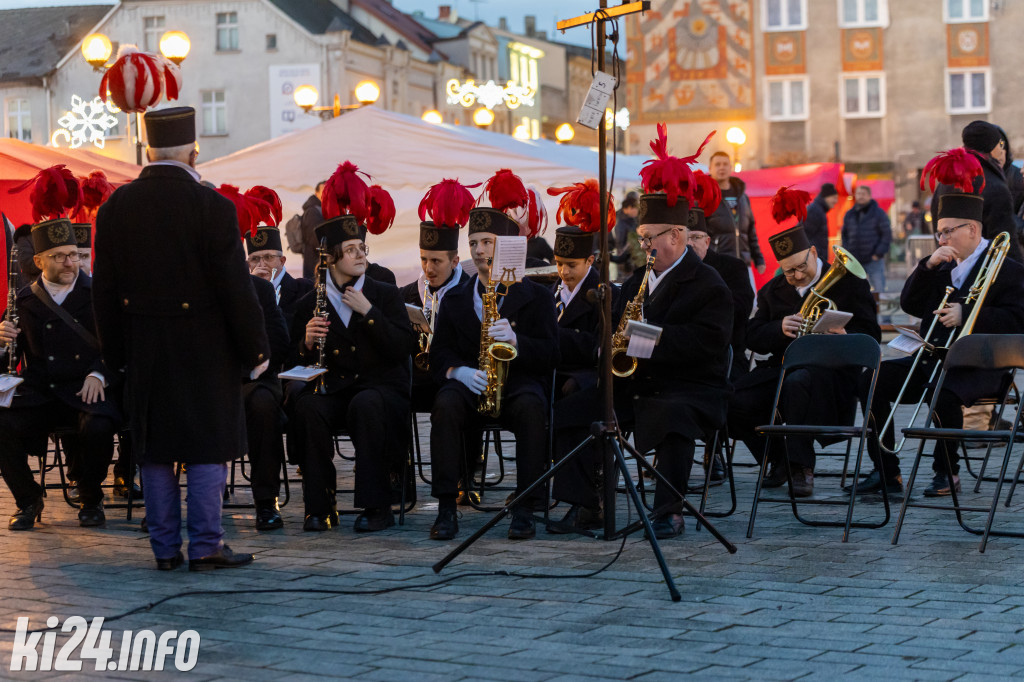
[198,106,659,284]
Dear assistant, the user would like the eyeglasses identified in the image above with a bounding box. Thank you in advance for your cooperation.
[331,244,369,260]
[638,228,676,248]
[247,253,282,265]
[687,232,710,242]
[44,252,81,264]
[781,250,812,277]
[935,223,970,242]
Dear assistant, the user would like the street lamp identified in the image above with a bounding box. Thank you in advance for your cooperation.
[159,31,191,65]
[555,122,575,143]
[726,126,747,173]
[354,80,380,106]
[294,81,380,119]
[82,33,113,71]
[421,110,443,125]
[473,107,495,128]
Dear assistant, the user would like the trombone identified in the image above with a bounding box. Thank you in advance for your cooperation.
[879,231,1011,456]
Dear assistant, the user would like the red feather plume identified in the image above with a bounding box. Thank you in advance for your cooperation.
[80,170,114,212]
[365,185,396,235]
[8,165,83,222]
[692,170,722,216]
[322,161,371,222]
[511,186,548,238]
[244,186,283,226]
[481,169,529,213]
[770,186,813,225]
[547,179,614,233]
[418,178,480,227]
[640,124,714,207]
[216,184,268,238]
[921,147,986,194]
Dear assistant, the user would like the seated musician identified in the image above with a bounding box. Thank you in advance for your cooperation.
[0,206,119,530]
[289,166,413,532]
[552,126,734,539]
[728,188,880,498]
[427,169,559,541]
[858,150,1024,497]
[321,163,397,286]
[550,222,601,399]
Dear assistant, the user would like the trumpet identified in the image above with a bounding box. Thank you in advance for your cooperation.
[312,240,330,394]
[610,250,656,378]
[414,291,438,372]
[879,231,1011,456]
[4,243,18,375]
[796,246,866,336]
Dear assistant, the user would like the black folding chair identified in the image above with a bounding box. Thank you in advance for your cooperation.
[892,334,1024,552]
[747,334,888,541]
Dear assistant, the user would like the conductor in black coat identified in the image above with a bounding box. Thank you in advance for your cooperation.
[728,224,880,497]
[0,221,119,530]
[858,192,1024,496]
[427,206,559,541]
[244,225,313,330]
[550,226,602,398]
[288,215,414,533]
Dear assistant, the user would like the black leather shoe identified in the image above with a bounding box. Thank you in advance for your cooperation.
[9,498,44,531]
[845,469,903,495]
[790,465,814,498]
[188,545,255,572]
[709,456,726,482]
[651,512,684,539]
[78,503,105,527]
[66,481,81,504]
[354,507,395,533]
[303,515,331,531]
[255,499,283,530]
[430,506,458,540]
[508,507,536,540]
[156,552,184,571]
[113,476,143,499]
[762,464,787,488]
[923,472,961,497]
[547,504,603,535]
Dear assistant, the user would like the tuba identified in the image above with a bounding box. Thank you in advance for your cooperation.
[796,246,867,336]
[610,250,656,378]
[4,243,18,375]
[312,240,330,394]
[478,265,518,418]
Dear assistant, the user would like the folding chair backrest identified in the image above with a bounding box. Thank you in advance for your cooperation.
[944,334,1024,373]
[780,333,881,372]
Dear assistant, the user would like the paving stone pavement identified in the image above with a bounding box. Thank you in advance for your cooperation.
[1,408,1024,680]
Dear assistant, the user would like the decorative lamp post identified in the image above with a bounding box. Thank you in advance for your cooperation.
[555,122,575,143]
[294,81,380,119]
[726,126,747,172]
[354,80,380,105]
[81,34,113,71]
[159,31,191,65]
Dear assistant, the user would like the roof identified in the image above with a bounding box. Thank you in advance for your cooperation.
[348,0,439,56]
[0,5,113,84]
[265,0,377,44]
[410,15,466,40]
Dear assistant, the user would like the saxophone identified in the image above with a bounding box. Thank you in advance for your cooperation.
[414,291,437,373]
[312,241,330,394]
[4,243,18,375]
[610,249,656,378]
[478,265,518,418]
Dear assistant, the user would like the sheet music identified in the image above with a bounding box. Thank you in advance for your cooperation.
[887,326,926,355]
[625,320,663,360]
[278,366,329,382]
[811,310,853,334]
[491,236,527,283]
[0,374,24,408]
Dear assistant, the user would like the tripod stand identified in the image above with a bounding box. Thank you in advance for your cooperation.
[433,1,736,601]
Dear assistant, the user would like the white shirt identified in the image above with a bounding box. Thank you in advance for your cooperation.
[951,238,989,290]
[326,272,365,327]
[647,248,687,296]
[796,258,825,298]
[419,262,464,321]
[148,160,200,182]
[558,266,592,311]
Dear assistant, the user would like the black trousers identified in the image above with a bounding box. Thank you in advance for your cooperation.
[243,383,285,502]
[0,400,115,508]
[430,381,548,508]
[291,387,395,514]
[67,432,131,482]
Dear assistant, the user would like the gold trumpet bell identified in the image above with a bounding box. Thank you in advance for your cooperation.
[831,245,867,281]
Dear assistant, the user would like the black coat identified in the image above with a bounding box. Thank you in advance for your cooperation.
[248,275,289,400]
[552,267,602,392]
[703,249,754,378]
[277,271,313,330]
[804,194,832,258]
[4,274,119,421]
[93,164,270,465]
[366,262,396,286]
[299,195,322,276]
[399,269,471,386]
[430,275,559,402]
[615,248,733,451]
[841,199,891,263]
[714,177,765,267]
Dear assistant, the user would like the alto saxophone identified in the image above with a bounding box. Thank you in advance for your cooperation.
[312,241,330,394]
[478,265,518,418]
[610,249,656,378]
[4,243,18,375]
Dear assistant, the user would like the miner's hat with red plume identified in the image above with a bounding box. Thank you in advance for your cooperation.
[242,186,285,255]
[317,161,373,246]
[685,170,723,233]
[469,169,529,237]
[547,178,614,259]
[7,165,82,254]
[418,178,479,250]
[922,147,986,223]
[767,186,814,260]
[638,123,715,227]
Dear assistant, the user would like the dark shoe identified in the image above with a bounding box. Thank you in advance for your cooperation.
[790,465,814,498]
[923,472,961,497]
[762,463,787,488]
[66,481,81,504]
[140,516,148,533]
[255,499,283,531]
[651,512,684,539]
[508,507,536,540]
[354,507,395,533]
[709,456,726,482]
[156,551,184,571]
[430,506,459,540]
[303,515,331,531]
[78,503,105,527]
[547,504,603,535]
[188,545,255,572]
[113,476,143,499]
[846,469,903,495]
[9,498,44,531]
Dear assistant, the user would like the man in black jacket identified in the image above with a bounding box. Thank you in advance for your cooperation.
[299,181,325,279]
[550,226,601,398]
[729,225,880,497]
[709,151,766,273]
[246,225,312,330]
[805,183,838,259]
[0,219,119,530]
[841,185,891,293]
[857,192,1024,497]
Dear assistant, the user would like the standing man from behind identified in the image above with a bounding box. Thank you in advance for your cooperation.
[841,185,891,293]
[94,108,271,571]
[300,180,326,279]
[804,183,838,259]
[708,151,766,275]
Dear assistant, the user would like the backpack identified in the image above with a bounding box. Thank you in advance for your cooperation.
[284,213,303,254]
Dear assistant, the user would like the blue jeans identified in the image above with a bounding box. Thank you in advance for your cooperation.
[140,463,228,560]
[863,258,886,293]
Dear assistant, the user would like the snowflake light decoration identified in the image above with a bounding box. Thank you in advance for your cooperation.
[52,95,119,149]
[446,79,535,110]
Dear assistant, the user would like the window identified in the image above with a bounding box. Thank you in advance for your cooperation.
[266,33,277,51]
[765,77,809,121]
[841,74,885,117]
[201,90,227,135]
[839,0,888,28]
[216,12,239,51]
[763,0,807,31]
[5,98,31,142]
[945,0,988,23]
[143,16,165,52]
[947,68,990,114]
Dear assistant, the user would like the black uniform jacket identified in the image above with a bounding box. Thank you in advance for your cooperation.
[247,275,289,400]
[615,248,733,451]
[4,274,119,421]
[429,275,559,402]
[552,267,602,392]
[366,262,397,286]
[901,251,1024,403]
[277,271,313,330]
[704,249,754,377]
[93,164,270,465]
[400,269,471,384]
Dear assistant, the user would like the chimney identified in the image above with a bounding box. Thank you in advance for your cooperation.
[499,17,508,31]
[524,15,536,37]
[537,30,547,40]
[439,5,451,21]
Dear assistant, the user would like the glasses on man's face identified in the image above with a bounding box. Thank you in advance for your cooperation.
[781,250,812,277]
[935,223,969,243]
[638,227,676,248]
[687,232,710,243]
[247,253,281,266]
[45,252,81,264]
[333,244,369,259]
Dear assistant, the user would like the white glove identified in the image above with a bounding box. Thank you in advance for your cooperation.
[450,366,488,395]
[250,359,270,381]
[488,319,517,347]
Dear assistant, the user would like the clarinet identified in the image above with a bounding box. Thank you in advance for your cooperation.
[312,241,329,394]
[4,243,18,375]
